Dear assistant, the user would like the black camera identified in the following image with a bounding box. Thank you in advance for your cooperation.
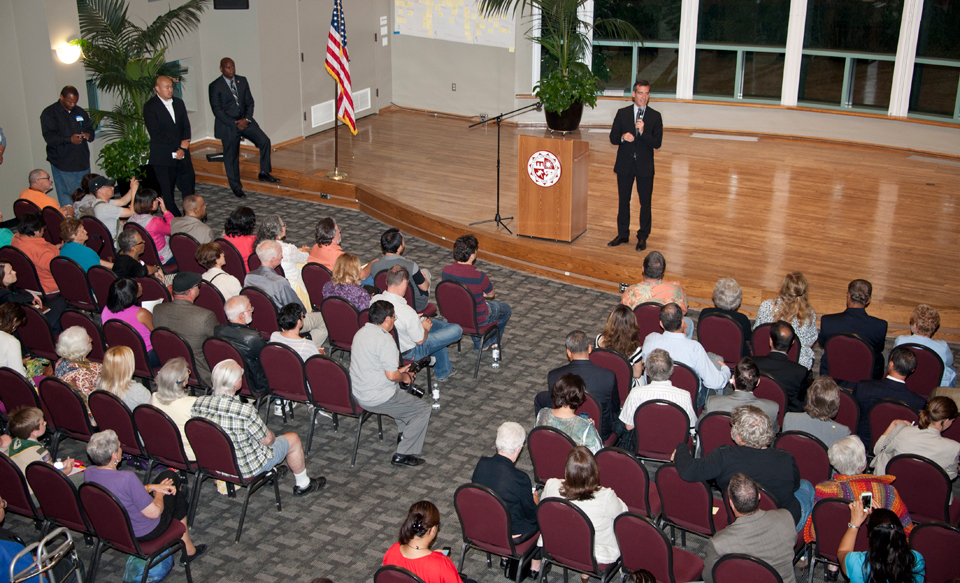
[406,356,432,375]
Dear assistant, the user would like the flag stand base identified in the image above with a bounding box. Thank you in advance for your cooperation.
[326,169,348,181]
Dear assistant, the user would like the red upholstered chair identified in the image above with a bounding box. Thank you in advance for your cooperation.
[26,461,95,539]
[901,343,945,398]
[0,367,44,422]
[0,452,44,530]
[595,447,660,519]
[102,319,155,380]
[655,463,722,545]
[305,354,383,467]
[374,269,438,317]
[169,233,204,274]
[202,337,269,414]
[195,281,227,326]
[374,566,425,583]
[670,361,701,413]
[712,554,783,583]
[87,264,117,308]
[824,333,875,385]
[886,454,960,524]
[247,252,284,277]
[184,417,282,543]
[60,309,105,363]
[589,348,633,407]
[13,198,41,219]
[18,304,58,360]
[51,256,98,311]
[151,327,205,393]
[81,216,115,261]
[42,206,65,245]
[868,399,919,450]
[537,498,622,583]
[752,323,799,361]
[527,426,576,486]
[124,222,175,271]
[87,390,146,461]
[261,343,320,446]
[909,521,960,583]
[135,276,171,303]
[835,388,859,436]
[696,411,734,456]
[302,262,333,311]
[574,390,604,437]
[38,377,95,460]
[215,237,247,281]
[755,373,787,428]
[453,484,540,583]
[633,400,691,462]
[79,481,193,583]
[698,312,744,365]
[320,295,361,360]
[240,286,280,339]
[774,431,831,486]
[615,512,703,583]
[632,302,662,344]
[133,404,196,485]
[435,279,502,378]
[809,498,868,580]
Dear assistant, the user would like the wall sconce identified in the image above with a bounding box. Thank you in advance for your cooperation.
[56,41,82,64]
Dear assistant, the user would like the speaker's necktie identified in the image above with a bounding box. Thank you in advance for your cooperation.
[229,80,239,107]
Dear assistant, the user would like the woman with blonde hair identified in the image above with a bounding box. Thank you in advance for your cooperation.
[149,357,198,461]
[596,304,643,386]
[321,252,371,310]
[97,346,151,410]
[753,272,818,369]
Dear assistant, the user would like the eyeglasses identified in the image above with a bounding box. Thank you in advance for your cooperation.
[134,241,145,247]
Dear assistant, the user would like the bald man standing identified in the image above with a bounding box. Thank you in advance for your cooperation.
[144,75,195,217]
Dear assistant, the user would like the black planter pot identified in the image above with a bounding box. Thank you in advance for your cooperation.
[544,101,584,133]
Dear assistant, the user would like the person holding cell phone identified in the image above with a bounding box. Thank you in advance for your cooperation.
[383,500,464,583]
[40,86,95,206]
[837,499,924,583]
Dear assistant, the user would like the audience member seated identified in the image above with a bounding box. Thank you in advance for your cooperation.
[70,172,101,215]
[84,429,207,566]
[270,303,323,361]
[113,229,165,282]
[853,346,927,445]
[619,348,695,431]
[372,266,462,382]
[804,435,912,579]
[246,240,328,348]
[222,206,257,271]
[97,346,151,410]
[540,446,627,565]
[0,258,65,333]
[872,396,959,479]
[153,272,218,386]
[10,213,59,295]
[620,251,693,338]
[702,357,780,433]
[127,187,175,265]
[5,407,81,490]
[323,253,371,311]
[596,305,643,387]
[673,405,813,531]
[197,241,241,299]
[308,217,371,281]
[0,303,31,382]
[892,304,955,388]
[698,277,752,358]
[533,331,618,441]
[783,377,850,447]
[150,357,198,461]
[819,279,888,381]
[255,215,311,306]
[471,422,541,574]
[82,176,136,239]
[752,320,811,412]
[102,277,158,369]
[59,217,112,271]
[192,360,325,495]
[703,473,797,583]
[642,303,730,409]
[349,300,433,467]
[370,228,432,313]
[441,234,511,352]
[838,503,924,583]
[382,501,463,583]
[534,373,603,454]
[18,168,74,216]
[170,195,215,244]
[54,325,102,412]
[215,295,269,396]
[753,272,818,369]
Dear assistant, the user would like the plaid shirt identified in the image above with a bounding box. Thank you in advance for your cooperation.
[191,395,271,479]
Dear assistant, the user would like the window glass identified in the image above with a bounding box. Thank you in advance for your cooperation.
[694,49,737,97]
[743,52,785,100]
[594,46,633,91]
[917,0,960,60]
[909,64,959,116]
[593,0,682,41]
[798,55,845,104]
[697,0,790,46]
[638,47,679,93]
[804,0,904,54]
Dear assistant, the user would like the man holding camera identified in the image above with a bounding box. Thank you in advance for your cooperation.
[350,300,433,467]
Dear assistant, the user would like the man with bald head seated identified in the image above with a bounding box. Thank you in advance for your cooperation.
[144,75,195,216]
[171,195,215,244]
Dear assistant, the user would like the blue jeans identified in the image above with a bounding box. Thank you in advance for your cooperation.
[405,320,463,379]
[795,479,815,532]
[683,316,695,340]
[473,300,511,350]
[51,166,89,206]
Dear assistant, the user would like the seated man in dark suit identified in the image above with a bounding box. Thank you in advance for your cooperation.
[752,320,811,412]
[854,346,927,445]
[533,330,620,441]
[818,279,888,383]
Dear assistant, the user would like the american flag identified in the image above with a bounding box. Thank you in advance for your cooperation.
[325,0,356,135]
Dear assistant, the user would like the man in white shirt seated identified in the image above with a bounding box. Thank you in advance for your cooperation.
[619,348,696,430]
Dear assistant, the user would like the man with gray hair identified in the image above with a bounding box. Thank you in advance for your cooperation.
[619,348,695,430]
[698,277,751,358]
[620,250,694,337]
[214,295,268,396]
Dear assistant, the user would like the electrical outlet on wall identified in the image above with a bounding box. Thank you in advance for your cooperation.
[479,114,487,122]
[451,83,456,91]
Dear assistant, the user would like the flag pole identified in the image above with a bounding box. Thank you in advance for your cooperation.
[327,82,347,180]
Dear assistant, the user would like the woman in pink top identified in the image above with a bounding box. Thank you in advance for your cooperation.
[101,278,160,369]
[221,206,257,271]
[127,188,174,265]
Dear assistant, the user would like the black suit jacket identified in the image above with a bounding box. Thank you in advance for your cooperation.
[471,454,538,535]
[853,377,927,445]
[818,307,888,378]
[208,75,256,140]
[752,352,811,412]
[608,104,662,177]
[144,95,191,167]
[547,359,619,439]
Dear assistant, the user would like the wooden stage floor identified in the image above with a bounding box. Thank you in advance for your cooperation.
[193,108,960,335]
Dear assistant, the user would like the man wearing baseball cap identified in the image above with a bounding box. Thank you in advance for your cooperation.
[153,272,219,385]
[85,175,136,240]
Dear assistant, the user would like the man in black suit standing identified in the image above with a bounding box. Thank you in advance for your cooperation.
[144,75,195,217]
[608,80,663,251]
[853,346,926,446]
[752,321,811,412]
[208,57,280,198]
[818,279,888,382]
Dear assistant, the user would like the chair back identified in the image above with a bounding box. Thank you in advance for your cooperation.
[13,199,41,219]
[261,343,311,403]
[79,482,150,556]
[615,512,695,583]
[537,498,599,574]
[0,246,47,299]
[886,454,954,523]
[712,554,783,583]
[88,265,117,308]
[868,399,919,449]
[824,333,875,385]
[240,286,280,339]
[698,313,744,365]
[634,400,690,460]
[0,452,42,525]
[0,367,43,417]
[80,216,115,260]
[151,327,202,388]
[133,404,194,472]
[87,390,144,457]
[595,447,656,518]
[195,281,227,325]
[835,388,859,436]
[50,256,97,311]
[26,461,92,535]
[754,374,787,427]
[185,417,247,482]
[136,276,171,303]
[632,302,662,344]
[655,463,717,536]
[589,348,633,407]
[202,337,255,397]
[435,279,487,336]
[374,566,426,583]
[320,296,361,353]
[574,391,602,434]
[774,431,830,485]
[454,483,523,557]
[38,377,95,441]
[42,206,66,245]
[901,343,945,398]
[373,271,388,293]
[697,411,735,456]
[305,355,358,416]
[811,498,868,563]
[302,262,333,310]
[123,222,162,267]
[670,362,701,411]
[215,237,247,281]
[909,521,960,583]
[102,318,154,379]
[169,233,204,274]
[527,426,576,485]
[18,304,58,360]
[752,323,799,361]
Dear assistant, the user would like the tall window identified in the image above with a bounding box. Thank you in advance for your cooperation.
[593,0,681,94]
[909,0,960,119]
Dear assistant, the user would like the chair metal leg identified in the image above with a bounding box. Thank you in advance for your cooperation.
[458,544,468,572]
[187,472,204,527]
[86,540,103,583]
[377,414,383,439]
[306,408,317,452]
[486,552,492,567]
[236,484,252,543]
[272,470,282,512]
[332,412,339,431]
[48,431,62,461]
[473,338,483,379]
[352,414,365,467]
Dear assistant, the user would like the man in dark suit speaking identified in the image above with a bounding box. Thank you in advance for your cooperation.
[144,75,195,217]
[608,80,663,251]
[208,57,280,198]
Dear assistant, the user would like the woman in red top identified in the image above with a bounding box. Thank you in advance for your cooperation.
[221,206,257,271]
[383,501,462,583]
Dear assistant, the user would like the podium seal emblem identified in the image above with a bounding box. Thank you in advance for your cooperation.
[527,150,562,187]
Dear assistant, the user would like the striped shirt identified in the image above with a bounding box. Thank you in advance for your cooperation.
[619,380,697,428]
[441,263,493,325]
[191,395,270,479]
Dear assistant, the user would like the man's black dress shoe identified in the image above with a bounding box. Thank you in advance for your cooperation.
[232,188,246,198]
[607,236,629,247]
[636,239,647,251]
[258,172,280,183]
[391,454,424,467]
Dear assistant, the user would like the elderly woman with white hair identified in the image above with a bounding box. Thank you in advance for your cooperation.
[84,429,207,565]
[149,357,198,461]
[97,346,151,410]
[673,405,814,531]
[54,325,102,411]
[698,277,752,358]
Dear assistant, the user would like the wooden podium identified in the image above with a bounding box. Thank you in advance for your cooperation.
[517,134,589,242]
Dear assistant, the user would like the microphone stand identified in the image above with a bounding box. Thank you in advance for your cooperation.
[468,101,542,234]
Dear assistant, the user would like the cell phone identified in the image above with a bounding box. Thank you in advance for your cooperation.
[440,547,451,557]
[860,491,872,509]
